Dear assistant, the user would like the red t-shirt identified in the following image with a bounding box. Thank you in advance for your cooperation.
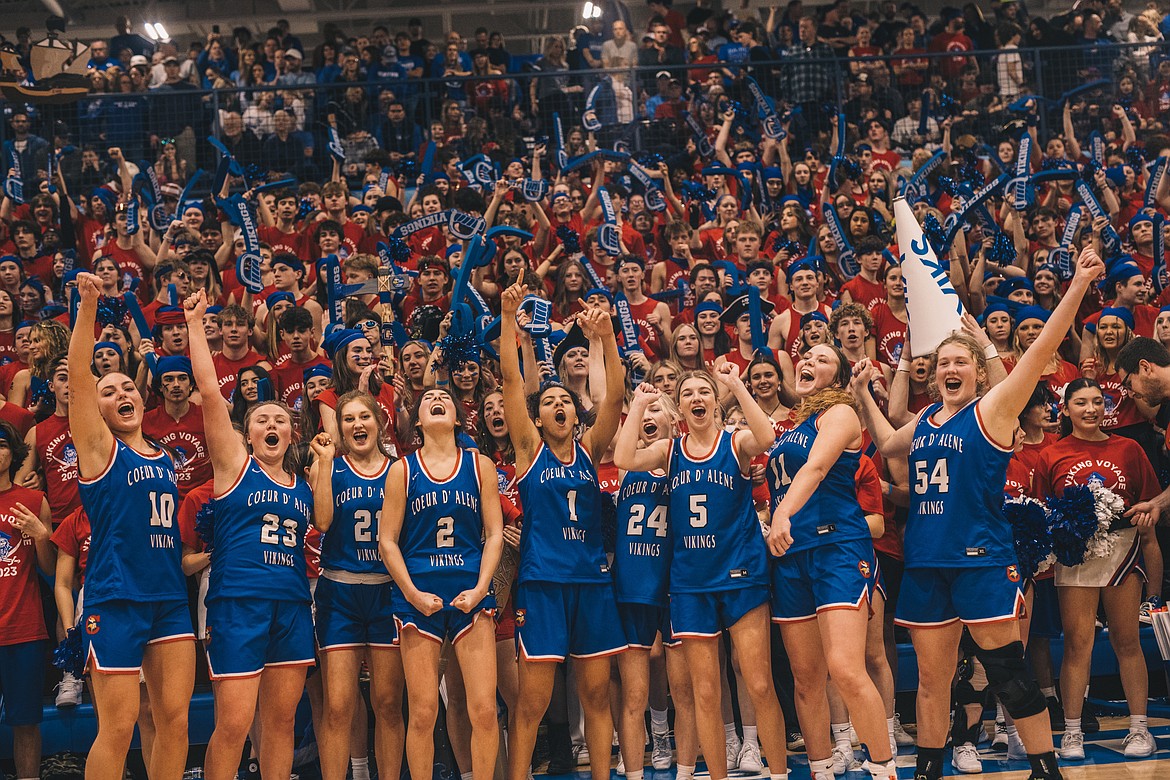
[212,349,266,400]
[841,275,886,309]
[142,404,211,498]
[1004,455,1032,499]
[0,400,34,439]
[271,353,331,413]
[869,302,907,366]
[1033,434,1159,508]
[51,506,91,579]
[0,484,49,645]
[316,382,401,455]
[33,414,81,524]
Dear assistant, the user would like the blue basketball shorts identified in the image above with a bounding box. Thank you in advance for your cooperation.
[395,593,496,644]
[515,581,627,661]
[669,585,769,638]
[618,602,677,648]
[205,598,315,679]
[314,578,398,651]
[83,598,193,674]
[771,537,877,622]
[895,564,1026,628]
[0,640,46,725]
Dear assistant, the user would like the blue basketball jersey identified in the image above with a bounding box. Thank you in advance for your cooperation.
[320,456,390,575]
[516,441,610,584]
[667,431,768,593]
[209,457,314,603]
[766,412,869,554]
[906,401,1015,568]
[613,470,670,607]
[79,440,185,604]
[400,448,484,598]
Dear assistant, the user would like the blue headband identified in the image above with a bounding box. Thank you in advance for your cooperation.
[94,340,122,356]
[1099,306,1135,330]
[800,310,829,327]
[323,328,365,357]
[695,301,723,318]
[1015,305,1051,324]
[585,287,613,303]
[304,363,333,383]
[156,355,193,378]
[266,291,296,310]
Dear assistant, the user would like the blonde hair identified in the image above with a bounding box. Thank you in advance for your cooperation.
[793,388,854,425]
[926,333,989,401]
[674,370,723,424]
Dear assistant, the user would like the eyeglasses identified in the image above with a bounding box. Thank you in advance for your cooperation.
[356,319,378,330]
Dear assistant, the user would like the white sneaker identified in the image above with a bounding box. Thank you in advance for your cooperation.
[889,733,898,762]
[55,672,82,708]
[830,744,857,775]
[1060,731,1085,761]
[892,713,915,747]
[616,754,625,776]
[1006,732,1027,761]
[1123,729,1157,758]
[651,732,672,770]
[848,725,859,745]
[951,742,982,774]
[726,737,742,770]
[573,744,591,767]
[736,741,763,774]
[861,759,897,780]
[991,720,1008,752]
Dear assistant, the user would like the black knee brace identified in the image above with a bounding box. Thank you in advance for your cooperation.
[975,641,1047,720]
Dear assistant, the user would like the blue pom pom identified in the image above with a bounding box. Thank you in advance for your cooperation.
[96,295,129,328]
[1047,484,1100,567]
[557,225,581,255]
[386,235,412,266]
[1003,497,1053,577]
[1126,147,1146,169]
[30,376,54,412]
[436,329,482,373]
[922,214,947,255]
[52,626,85,678]
[937,176,960,196]
[987,232,1017,266]
[194,499,216,553]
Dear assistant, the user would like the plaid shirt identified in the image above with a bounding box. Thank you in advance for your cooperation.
[782,40,838,104]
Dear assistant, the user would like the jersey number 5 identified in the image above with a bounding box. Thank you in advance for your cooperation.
[913,459,950,495]
[148,491,175,529]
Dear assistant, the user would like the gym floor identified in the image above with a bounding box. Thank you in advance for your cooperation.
[537,717,1170,779]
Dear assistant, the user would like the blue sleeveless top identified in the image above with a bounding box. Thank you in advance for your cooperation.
[666,431,768,593]
[516,441,610,584]
[79,439,186,604]
[320,456,391,575]
[613,470,670,606]
[906,400,1015,568]
[399,448,484,597]
[209,457,314,603]
[766,411,869,554]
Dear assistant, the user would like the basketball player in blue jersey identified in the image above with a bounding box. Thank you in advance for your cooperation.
[766,343,894,780]
[498,284,627,780]
[613,395,699,780]
[850,247,1106,780]
[308,392,405,780]
[380,386,503,780]
[183,289,316,780]
[615,363,789,780]
[67,272,194,780]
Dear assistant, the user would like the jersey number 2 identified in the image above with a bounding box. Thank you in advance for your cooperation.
[627,504,668,537]
[354,509,379,543]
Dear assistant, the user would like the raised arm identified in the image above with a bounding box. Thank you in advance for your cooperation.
[579,306,625,463]
[980,248,1104,442]
[182,289,248,482]
[768,403,861,556]
[67,273,114,476]
[851,358,915,459]
[713,361,776,461]
[612,383,671,473]
[308,433,336,532]
[499,283,541,472]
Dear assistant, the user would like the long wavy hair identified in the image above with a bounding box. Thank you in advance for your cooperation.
[792,344,854,424]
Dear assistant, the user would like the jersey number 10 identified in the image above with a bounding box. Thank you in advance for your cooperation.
[148,491,175,529]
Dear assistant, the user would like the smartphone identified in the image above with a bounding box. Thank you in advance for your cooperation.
[212,25,220,34]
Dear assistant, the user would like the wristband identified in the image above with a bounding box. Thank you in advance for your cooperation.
[984,344,999,359]
[897,358,911,373]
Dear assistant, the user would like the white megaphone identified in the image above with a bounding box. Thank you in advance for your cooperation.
[893,197,965,357]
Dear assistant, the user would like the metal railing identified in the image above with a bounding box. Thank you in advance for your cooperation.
[3,40,1166,195]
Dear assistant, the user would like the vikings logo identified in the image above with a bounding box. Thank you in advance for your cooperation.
[514,609,526,627]
[0,530,14,561]
[1006,565,1020,583]
[61,444,78,468]
[86,615,101,634]
[1087,472,1106,488]
[857,560,871,579]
